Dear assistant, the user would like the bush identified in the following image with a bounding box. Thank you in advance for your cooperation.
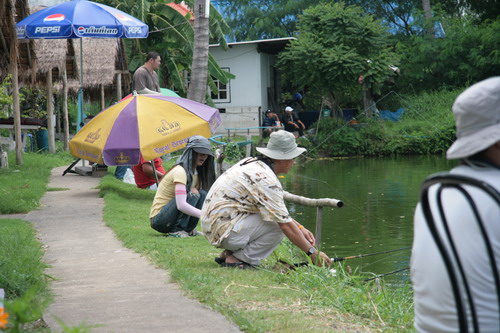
[314,88,459,157]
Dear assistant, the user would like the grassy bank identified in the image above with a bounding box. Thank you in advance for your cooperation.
[0,88,457,331]
[306,89,459,157]
[100,174,414,332]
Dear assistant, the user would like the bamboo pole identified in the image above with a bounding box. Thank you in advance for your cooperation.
[9,4,22,165]
[47,68,56,153]
[62,68,69,150]
[283,191,343,208]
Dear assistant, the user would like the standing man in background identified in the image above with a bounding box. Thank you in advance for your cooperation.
[133,51,161,94]
[116,51,162,180]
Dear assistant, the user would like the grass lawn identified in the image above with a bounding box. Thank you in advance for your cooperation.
[101,169,414,332]
[0,151,414,332]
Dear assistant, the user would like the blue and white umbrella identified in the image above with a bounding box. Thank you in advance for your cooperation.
[16,0,149,130]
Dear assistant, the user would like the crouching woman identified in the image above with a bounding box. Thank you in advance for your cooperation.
[149,136,215,237]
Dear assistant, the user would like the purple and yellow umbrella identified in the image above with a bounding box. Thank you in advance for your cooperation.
[69,94,221,166]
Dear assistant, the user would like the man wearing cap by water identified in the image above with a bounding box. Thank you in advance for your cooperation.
[282,106,306,138]
[201,130,331,269]
[262,110,281,137]
[411,77,500,332]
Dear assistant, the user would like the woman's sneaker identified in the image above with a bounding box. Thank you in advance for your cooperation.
[188,230,203,237]
[169,231,189,238]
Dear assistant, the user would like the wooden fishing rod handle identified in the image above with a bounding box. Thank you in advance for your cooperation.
[331,257,345,262]
[283,191,344,208]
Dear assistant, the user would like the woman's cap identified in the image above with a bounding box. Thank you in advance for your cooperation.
[446,77,500,159]
[256,130,306,160]
[186,135,214,157]
[285,106,293,112]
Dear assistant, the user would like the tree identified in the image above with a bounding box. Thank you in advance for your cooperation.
[102,0,234,98]
[187,0,210,102]
[347,0,420,36]
[395,18,500,93]
[278,2,398,115]
[215,0,321,41]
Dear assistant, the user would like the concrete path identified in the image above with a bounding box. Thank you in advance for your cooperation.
[20,166,241,333]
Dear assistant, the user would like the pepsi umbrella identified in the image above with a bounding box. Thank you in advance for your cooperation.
[16,0,149,131]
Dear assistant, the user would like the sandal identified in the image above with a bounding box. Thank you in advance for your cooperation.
[214,250,233,265]
[214,257,225,265]
[220,261,255,269]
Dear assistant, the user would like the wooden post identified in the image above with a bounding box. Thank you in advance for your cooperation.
[9,5,22,165]
[315,206,323,247]
[245,134,251,157]
[282,191,344,249]
[116,72,122,101]
[101,84,105,110]
[62,68,69,150]
[47,68,56,153]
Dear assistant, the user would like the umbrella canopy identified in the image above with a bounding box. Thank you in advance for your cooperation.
[16,0,148,39]
[69,95,222,166]
[120,88,180,102]
[16,0,148,131]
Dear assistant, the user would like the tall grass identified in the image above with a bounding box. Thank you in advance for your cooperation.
[0,219,51,332]
[0,151,73,214]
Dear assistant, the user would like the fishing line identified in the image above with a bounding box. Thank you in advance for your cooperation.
[331,246,411,262]
[363,267,409,282]
[358,250,411,270]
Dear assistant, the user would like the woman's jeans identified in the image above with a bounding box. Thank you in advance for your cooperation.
[151,190,207,233]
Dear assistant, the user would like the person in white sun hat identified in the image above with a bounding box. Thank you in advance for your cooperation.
[411,77,500,332]
[201,130,331,269]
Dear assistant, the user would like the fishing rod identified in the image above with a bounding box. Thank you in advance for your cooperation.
[364,267,409,282]
[331,246,411,263]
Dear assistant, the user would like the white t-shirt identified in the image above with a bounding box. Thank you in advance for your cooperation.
[411,164,500,332]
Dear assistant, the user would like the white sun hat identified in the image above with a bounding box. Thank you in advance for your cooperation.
[285,106,294,112]
[446,77,500,159]
[256,130,306,160]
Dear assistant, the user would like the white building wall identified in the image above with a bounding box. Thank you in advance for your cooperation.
[210,44,267,135]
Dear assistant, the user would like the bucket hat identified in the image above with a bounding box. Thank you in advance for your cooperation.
[446,77,500,159]
[256,130,306,160]
[285,106,293,112]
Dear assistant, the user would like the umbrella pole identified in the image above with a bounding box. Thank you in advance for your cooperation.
[151,160,159,187]
[77,38,84,131]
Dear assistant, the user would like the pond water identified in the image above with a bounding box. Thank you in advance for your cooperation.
[281,155,457,284]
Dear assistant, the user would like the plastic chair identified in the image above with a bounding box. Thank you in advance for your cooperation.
[420,172,500,332]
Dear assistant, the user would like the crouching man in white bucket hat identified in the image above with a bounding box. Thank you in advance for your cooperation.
[411,77,500,332]
[201,130,331,269]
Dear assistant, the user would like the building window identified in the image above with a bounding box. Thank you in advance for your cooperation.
[211,67,230,103]
[183,68,231,103]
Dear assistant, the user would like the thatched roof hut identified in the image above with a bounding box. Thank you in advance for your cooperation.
[1,1,131,98]
[64,38,131,97]
[0,0,37,83]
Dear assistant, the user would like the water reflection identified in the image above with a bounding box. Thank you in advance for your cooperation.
[282,155,457,283]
